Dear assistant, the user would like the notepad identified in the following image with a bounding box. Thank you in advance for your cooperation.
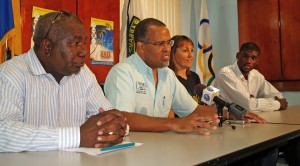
[63,141,142,155]
[100,142,135,151]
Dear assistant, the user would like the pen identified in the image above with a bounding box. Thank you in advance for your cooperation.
[100,142,135,151]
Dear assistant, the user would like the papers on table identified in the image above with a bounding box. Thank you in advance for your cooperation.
[63,141,142,155]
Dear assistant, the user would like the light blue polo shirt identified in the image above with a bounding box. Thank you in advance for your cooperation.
[104,53,198,118]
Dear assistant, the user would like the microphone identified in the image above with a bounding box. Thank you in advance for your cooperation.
[201,86,220,105]
[193,84,207,105]
[225,102,247,119]
[198,85,247,119]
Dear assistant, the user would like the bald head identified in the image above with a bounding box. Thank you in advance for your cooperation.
[33,11,83,51]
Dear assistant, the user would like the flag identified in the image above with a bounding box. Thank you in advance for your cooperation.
[0,0,22,63]
[119,0,147,61]
[196,0,215,86]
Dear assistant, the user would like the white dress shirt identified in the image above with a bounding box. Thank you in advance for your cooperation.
[213,62,283,111]
[0,48,112,152]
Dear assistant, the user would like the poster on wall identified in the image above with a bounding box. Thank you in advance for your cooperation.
[90,18,114,66]
[31,6,54,47]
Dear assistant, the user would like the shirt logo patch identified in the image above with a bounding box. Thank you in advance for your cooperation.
[136,82,147,94]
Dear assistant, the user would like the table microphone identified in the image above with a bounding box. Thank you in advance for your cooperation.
[194,84,223,126]
[195,84,247,119]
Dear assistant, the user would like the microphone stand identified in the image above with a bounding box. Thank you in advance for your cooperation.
[216,104,224,127]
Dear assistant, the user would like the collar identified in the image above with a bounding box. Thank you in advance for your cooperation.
[27,48,47,76]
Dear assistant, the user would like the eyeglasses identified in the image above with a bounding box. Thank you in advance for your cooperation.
[43,10,72,39]
[142,39,174,48]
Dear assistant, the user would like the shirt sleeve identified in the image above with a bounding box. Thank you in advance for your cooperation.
[215,69,280,112]
[171,73,198,117]
[85,68,113,117]
[257,78,284,99]
[0,68,79,152]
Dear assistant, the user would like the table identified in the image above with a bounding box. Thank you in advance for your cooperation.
[257,105,300,124]
[1,106,300,166]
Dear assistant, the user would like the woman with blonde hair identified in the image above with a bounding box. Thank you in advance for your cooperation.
[169,35,201,96]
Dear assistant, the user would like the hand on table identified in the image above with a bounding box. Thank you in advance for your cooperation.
[170,105,219,135]
[80,109,127,148]
[275,96,288,110]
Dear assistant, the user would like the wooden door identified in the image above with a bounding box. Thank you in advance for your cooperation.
[280,0,300,80]
[238,0,281,81]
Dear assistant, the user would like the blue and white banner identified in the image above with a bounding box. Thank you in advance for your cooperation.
[195,0,215,86]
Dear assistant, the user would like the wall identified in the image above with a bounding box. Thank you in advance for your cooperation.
[180,0,300,106]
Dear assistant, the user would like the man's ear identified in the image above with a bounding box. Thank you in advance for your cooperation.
[41,39,51,55]
[236,52,240,59]
[136,41,144,52]
[137,41,143,48]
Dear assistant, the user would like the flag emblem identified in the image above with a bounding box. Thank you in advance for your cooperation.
[196,0,215,86]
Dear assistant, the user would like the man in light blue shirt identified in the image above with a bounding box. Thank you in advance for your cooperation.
[0,11,126,152]
[105,52,197,118]
[105,18,265,135]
